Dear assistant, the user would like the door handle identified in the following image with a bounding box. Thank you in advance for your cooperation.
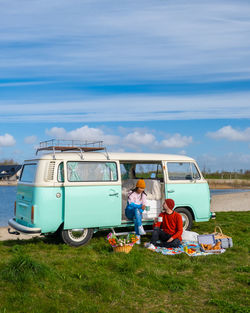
[168,190,175,193]
[109,192,119,197]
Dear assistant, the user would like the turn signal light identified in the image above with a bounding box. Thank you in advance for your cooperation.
[31,206,34,223]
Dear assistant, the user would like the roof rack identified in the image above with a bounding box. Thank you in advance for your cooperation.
[36,139,107,159]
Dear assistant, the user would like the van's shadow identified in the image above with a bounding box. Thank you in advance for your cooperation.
[2,234,62,247]
[2,226,153,247]
[1,230,116,247]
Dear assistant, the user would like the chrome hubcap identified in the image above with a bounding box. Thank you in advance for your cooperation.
[68,229,88,242]
[180,213,189,230]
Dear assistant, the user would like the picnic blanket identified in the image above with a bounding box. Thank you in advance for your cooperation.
[152,240,226,256]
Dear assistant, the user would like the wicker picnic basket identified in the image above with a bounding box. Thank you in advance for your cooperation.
[212,226,231,239]
[212,226,233,248]
[113,244,133,254]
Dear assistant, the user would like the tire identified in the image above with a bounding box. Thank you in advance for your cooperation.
[61,228,94,247]
[174,207,193,231]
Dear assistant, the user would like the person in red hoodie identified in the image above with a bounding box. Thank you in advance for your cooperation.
[145,198,183,249]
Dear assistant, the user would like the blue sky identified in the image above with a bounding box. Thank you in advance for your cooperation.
[0,0,250,171]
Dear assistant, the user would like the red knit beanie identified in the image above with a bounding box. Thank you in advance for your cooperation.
[165,199,175,210]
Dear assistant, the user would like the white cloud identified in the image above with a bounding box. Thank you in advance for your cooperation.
[0,133,16,147]
[0,1,250,82]
[24,135,37,144]
[46,125,120,146]
[45,125,194,152]
[161,134,193,148]
[46,127,67,139]
[123,131,193,150]
[207,126,250,141]
[1,92,250,123]
[0,81,52,88]
[123,131,155,148]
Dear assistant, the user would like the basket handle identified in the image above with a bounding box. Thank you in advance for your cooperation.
[214,226,223,235]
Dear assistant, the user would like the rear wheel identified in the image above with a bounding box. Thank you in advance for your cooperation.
[61,228,94,247]
[174,207,193,231]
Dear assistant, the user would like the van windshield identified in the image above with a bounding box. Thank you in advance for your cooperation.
[20,164,37,183]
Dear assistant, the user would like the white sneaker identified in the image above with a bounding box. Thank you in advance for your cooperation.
[144,242,151,248]
[135,235,141,244]
[147,243,156,251]
[138,225,146,235]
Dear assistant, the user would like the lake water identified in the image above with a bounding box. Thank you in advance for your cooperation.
[210,188,250,195]
[0,186,17,227]
[0,186,250,227]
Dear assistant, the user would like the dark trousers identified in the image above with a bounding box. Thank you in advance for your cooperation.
[151,227,181,248]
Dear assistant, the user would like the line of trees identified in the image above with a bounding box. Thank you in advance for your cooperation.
[0,159,18,165]
[203,170,250,180]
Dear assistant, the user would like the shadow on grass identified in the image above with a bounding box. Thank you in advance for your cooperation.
[1,229,119,248]
[1,235,62,247]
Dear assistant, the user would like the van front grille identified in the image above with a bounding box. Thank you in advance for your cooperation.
[47,161,56,181]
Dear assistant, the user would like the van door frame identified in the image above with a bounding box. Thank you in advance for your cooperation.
[63,159,122,229]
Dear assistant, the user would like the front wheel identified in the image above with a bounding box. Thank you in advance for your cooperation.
[61,228,94,247]
[174,208,193,231]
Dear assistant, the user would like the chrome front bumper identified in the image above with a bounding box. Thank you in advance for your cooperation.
[8,218,41,234]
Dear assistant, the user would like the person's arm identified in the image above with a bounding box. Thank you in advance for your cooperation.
[169,214,183,240]
[153,212,163,229]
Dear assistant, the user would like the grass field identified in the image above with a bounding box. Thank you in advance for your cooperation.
[0,212,249,313]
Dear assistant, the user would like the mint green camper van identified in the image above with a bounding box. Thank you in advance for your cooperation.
[8,140,215,246]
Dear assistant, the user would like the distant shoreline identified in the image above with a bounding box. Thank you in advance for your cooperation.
[207,179,250,190]
[0,181,17,186]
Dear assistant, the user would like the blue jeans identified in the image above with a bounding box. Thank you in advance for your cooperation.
[125,203,143,235]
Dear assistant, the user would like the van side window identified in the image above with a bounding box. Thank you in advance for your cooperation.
[167,162,200,181]
[120,163,163,181]
[67,162,118,182]
[20,164,37,183]
[135,163,163,180]
[58,162,64,182]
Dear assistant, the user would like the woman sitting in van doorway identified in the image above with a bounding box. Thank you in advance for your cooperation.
[145,199,183,250]
[125,179,147,244]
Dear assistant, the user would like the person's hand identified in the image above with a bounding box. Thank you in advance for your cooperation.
[167,237,174,243]
[154,218,158,223]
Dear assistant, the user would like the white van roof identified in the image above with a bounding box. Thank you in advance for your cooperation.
[25,152,195,162]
